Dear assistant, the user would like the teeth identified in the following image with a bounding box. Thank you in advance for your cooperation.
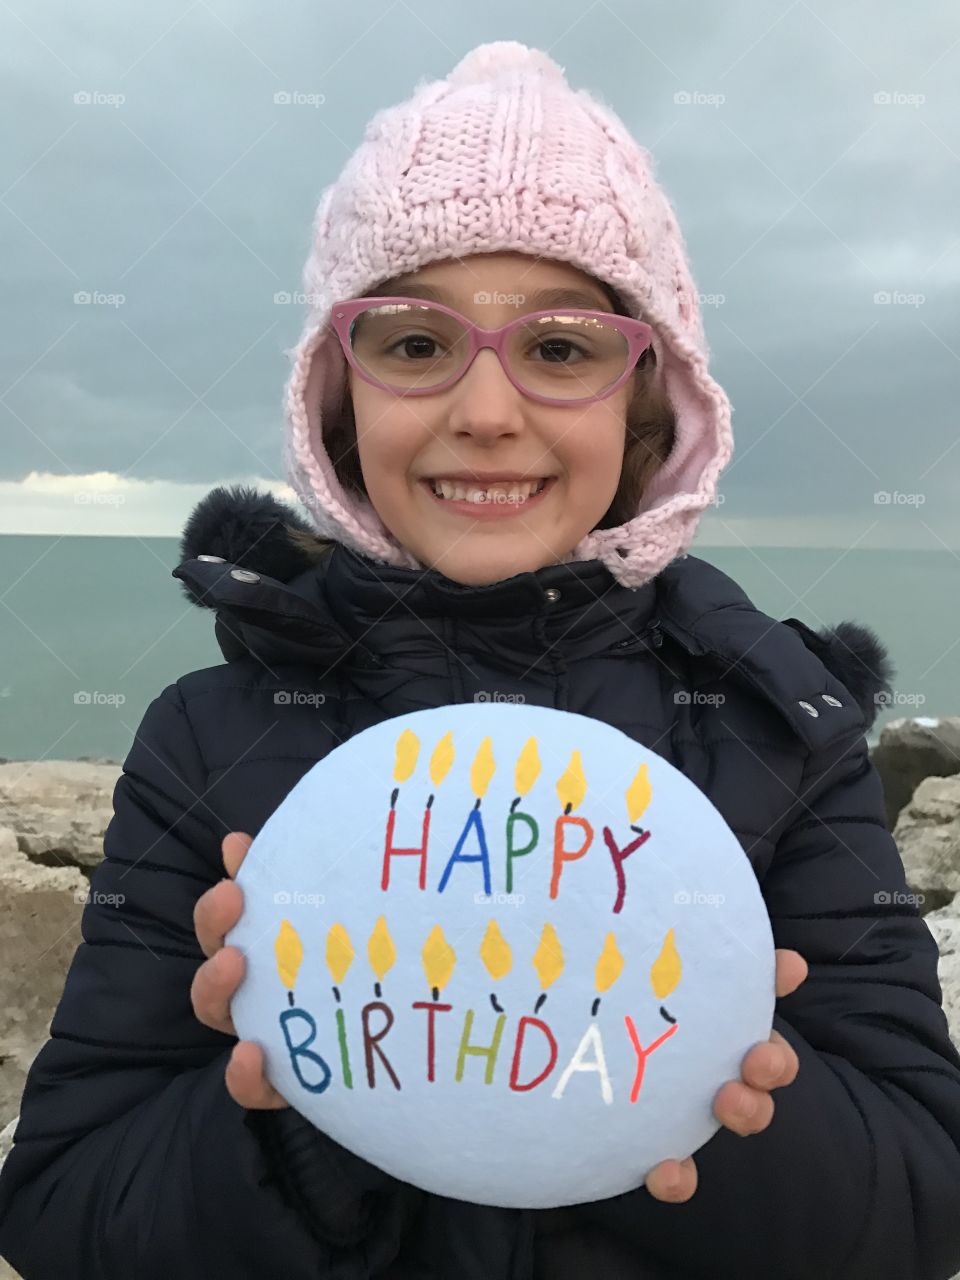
[431,479,547,503]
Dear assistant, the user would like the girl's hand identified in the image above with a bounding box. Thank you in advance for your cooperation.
[644,947,807,1203]
[191,830,290,1110]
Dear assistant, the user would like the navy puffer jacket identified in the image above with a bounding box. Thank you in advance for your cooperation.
[2,485,959,1280]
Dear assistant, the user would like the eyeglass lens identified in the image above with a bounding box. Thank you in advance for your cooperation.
[348,302,632,402]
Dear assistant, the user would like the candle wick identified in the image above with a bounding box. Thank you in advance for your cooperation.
[332,986,340,1003]
[390,787,399,809]
[473,797,481,810]
[534,992,547,1014]
[374,982,382,999]
[490,993,504,1013]
[564,802,572,815]
[427,794,435,809]
[432,986,439,1002]
[591,996,601,1017]
[287,990,295,1007]
[510,796,520,813]
[660,1005,677,1025]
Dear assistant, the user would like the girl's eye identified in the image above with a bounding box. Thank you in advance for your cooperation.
[385,333,449,359]
[529,338,590,364]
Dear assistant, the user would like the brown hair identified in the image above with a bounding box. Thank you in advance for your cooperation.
[288,279,676,558]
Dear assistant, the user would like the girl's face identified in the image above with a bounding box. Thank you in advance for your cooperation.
[347,252,635,586]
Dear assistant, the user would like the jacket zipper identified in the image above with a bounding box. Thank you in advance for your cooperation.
[611,618,663,652]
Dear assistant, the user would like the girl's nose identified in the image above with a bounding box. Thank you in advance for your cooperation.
[443,347,527,439]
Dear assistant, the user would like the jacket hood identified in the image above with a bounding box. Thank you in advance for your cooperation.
[280,42,733,591]
[173,484,895,742]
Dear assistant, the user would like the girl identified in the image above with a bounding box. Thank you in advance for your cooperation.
[2,40,959,1280]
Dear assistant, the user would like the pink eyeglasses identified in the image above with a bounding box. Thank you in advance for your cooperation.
[329,296,655,406]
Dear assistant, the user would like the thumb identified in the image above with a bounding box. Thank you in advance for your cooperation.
[222,831,253,880]
[774,948,808,999]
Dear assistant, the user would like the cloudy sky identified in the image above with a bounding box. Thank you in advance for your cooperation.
[1,0,957,547]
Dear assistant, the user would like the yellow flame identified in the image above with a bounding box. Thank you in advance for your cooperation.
[326,923,354,985]
[393,728,419,784]
[480,920,512,981]
[470,736,496,799]
[650,927,682,999]
[367,915,397,982]
[555,751,587,812]
[595,932,625,993]
[626,762,652,824]
[532,922,564,989]
[514,738,541,797]
[422,924,457,992]
[430,732,455,786]
[275,919,303,991]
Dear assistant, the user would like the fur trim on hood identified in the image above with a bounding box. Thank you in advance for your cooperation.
[176,484,895,731]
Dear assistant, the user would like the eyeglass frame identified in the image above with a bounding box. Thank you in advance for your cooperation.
[328,295,655,406]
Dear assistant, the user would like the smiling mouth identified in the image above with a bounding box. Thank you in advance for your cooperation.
[424,477,553,504]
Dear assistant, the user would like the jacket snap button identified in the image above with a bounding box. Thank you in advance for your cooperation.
[821,694,843,707]
[544,588,561,603]
[197,554,226,563]
[230,568,261,584]
[798,700,819,717]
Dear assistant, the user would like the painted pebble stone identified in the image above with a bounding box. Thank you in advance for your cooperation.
[227,702,775,1208]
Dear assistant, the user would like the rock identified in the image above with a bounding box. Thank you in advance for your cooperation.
[871,716,960,831]
[0,1116,15,1165]
[0,760,120,871]
[0,825,88,1127]
[894,775,960,915]
[926,895,960,1053]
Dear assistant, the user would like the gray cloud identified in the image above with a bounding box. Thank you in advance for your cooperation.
[1,0,957,542]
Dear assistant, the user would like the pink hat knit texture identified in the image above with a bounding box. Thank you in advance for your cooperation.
[282,40,733,589]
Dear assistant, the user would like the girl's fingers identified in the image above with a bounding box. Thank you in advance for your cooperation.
[741,1030,799,1091]
[193,834,252,961]
[225,1040,290,1110]
[190,945,243,1036]
[713,1079,775,1136]
[193,879,244,959]
[645,1155,698,1202]
[222,831,253,881]
[774,948,808,998]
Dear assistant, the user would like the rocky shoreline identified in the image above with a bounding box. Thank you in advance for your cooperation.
[0,716,958,1277]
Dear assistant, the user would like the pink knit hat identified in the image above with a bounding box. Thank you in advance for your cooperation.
[282,40,733,589]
